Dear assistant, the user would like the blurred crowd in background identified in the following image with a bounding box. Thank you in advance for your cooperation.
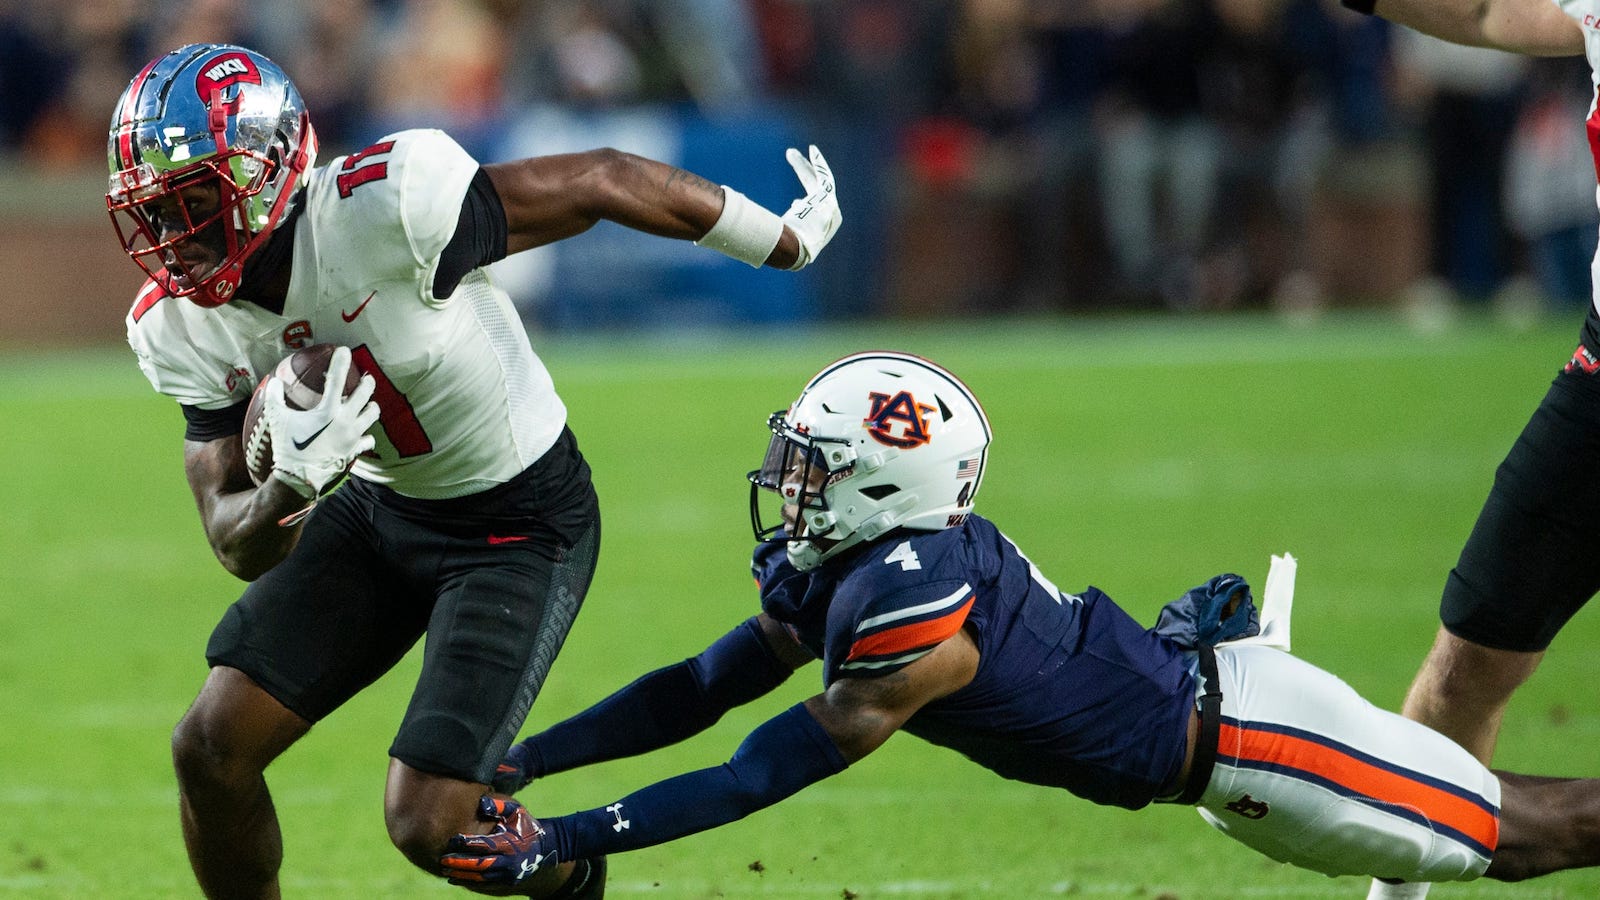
[2,0,1596,324]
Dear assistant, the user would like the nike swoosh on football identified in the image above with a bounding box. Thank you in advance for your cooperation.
[487,534,530,545]
[341,291,377,322]
[292,422,332,451]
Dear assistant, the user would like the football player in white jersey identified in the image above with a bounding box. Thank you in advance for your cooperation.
[1328,3,1588,899]
[106,43,841,899]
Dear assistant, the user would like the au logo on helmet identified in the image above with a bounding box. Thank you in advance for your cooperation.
[195,52,262,114]
[865,390,936,449]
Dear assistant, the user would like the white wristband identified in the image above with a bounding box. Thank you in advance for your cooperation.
[695,186,784,268]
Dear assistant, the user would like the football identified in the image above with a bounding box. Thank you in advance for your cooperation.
[241,343,362,486]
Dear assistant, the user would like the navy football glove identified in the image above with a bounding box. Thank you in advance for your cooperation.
[1195,574,1258,645]
[1153,573,1261,648]
[441,796,558,889]
[490,741,537,795]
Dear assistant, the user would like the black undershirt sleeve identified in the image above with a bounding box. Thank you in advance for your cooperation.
[433,167,510,300]
[182,400,249,443]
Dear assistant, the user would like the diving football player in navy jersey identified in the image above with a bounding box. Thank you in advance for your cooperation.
[442,352,1600,894]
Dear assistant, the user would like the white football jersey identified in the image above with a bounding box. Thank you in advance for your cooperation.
[1553,0,1600,313]
[127,129,566,499]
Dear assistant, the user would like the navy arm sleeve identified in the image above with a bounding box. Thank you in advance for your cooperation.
[542,704,847,859]
[517,617,796,778]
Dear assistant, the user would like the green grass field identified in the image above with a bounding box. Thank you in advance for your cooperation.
[4,311,1600,899]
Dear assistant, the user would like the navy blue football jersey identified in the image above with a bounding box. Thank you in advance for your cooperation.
[754,515,1196,809]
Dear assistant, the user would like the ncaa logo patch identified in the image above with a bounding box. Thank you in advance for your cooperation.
[282,320,313,350]
[865,390,935,449]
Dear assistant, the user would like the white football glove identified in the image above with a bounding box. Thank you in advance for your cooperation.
[781,144,841,271]
[263,346,379,500]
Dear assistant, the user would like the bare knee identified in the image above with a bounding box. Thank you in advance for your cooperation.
[385,767,578,895]
[172,710,221,784]
[1414,630,1539,703]
[384,800,454,874]
[172,705,263,795]
[1401,628,1542,760]
[172,668,309,798]
[384,760,488,875]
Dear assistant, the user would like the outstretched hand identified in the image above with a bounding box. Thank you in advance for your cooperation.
[441,796,557,889]
[781,144,841,270]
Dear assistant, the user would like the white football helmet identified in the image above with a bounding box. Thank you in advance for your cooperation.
[749,351,992,571]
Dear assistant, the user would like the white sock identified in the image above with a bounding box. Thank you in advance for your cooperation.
[1366,880,1431,900]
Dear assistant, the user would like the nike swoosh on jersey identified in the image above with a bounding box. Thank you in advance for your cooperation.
[487,534,530,545]
[341,291,376,322]
[292,422,332,451]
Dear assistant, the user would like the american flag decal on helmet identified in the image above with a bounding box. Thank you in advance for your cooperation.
[956,457,980,476]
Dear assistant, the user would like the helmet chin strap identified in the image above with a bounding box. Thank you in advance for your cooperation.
[785,505,908,572]
[207,87,229,153]
[195,261,243,307]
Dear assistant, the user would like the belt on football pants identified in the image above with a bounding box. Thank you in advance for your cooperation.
[1174,643,1222,806]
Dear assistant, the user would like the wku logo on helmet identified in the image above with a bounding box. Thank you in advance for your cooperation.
[195,52,261,115]
[865,390,936,449]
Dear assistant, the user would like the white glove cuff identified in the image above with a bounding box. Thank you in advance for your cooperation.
[695,186,784,268]
[271,468,319,501]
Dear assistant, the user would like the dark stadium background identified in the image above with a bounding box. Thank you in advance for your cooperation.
[4,3,1600,898]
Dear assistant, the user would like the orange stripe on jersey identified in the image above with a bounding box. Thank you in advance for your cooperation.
[846,595,973,662]
[1220,721,1498,853]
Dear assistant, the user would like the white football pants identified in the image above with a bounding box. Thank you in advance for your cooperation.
[1194,643,1499,882]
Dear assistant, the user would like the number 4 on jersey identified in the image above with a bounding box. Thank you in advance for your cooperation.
[884,541,922,571]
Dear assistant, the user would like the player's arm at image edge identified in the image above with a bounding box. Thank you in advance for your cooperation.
[1345,0,1582,56]
[481,151,805,268]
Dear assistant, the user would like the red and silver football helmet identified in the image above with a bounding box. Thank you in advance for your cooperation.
[750,351,993,571]
[106,44,318,307]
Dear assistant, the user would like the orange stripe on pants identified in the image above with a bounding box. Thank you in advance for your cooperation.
[1220,722,1498,853]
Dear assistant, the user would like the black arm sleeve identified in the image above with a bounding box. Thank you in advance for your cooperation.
[181,400,249,443]
[433,167,509,299]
